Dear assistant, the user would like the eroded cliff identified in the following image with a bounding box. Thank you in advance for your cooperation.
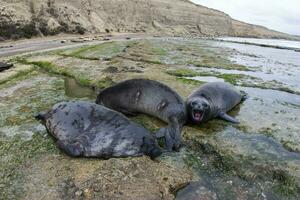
[0,0,297,40]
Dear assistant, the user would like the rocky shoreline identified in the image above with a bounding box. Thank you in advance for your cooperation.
[1,37,299,199]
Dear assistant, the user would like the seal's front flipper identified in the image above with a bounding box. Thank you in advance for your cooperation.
[141,136,163,159]
[155,128,165,138]
[155,126,182,151]
[57,140,84,157]
[218,111,239,124]
[164,129,174,152]
[34,111,49,123]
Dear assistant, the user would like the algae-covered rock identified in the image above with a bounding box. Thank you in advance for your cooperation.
[0,65,192,200]
[1,37,300,200]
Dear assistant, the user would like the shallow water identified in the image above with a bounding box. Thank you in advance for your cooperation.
[219,37,300,49]
[148,38,300,199]
[186,76,225,82]
[176,126,300,200]
[64,77,96,99]
[213,41,300,91]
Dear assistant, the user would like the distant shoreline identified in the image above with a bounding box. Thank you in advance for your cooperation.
[2,33,300,59]
[212,38,300,52]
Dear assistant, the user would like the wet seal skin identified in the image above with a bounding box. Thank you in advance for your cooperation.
[35,101,162,159]
[186,82,247,124]
[96,79,187,152]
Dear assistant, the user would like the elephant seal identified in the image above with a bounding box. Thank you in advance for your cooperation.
[35,101,162,159]
[186,82,246,124]
[96,79,187,151]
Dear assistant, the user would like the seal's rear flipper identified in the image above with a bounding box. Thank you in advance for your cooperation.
[218,111,239,124]
[57,140,84,157]
[34,112,47,122]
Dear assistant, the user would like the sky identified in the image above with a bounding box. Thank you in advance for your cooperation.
[190,0,300,35]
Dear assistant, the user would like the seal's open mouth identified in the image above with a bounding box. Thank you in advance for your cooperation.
[193,110,203,122]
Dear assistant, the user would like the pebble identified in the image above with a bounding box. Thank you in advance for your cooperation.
[75,190,83,196]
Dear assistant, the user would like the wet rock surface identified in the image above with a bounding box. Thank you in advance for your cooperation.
[0,71,191,199]
[23,155,191,200]
[1,37,300,199]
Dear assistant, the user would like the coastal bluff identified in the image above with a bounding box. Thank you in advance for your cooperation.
[1,0,298,40]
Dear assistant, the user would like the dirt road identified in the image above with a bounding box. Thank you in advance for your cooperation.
[0,33,150,58]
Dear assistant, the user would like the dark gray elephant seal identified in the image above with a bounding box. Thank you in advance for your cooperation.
[187,82,246,124]
[35,101,162,159]
[96,79,186,151]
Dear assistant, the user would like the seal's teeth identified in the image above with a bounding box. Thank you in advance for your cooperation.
[193,111,202,121]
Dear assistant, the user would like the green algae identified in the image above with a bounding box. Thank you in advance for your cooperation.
[0,72,69,199]
[0,70,39,90]
[218,73,247,85]
[16,58,111,88]
[272,170,300,198]
[150,39,251,71]
[282,141,300,153]
[167,68,250,85]
[64,77,96,99]
[118,54,163,65]
[0,134,59,199]
[166,69,201,77]
[151,47,167,56]
[0,66,35,85]
[175,77,204,86]
[118,40,166,64]
[131,114,164,133]
[1,37,299,199]
[0,70,115,199]
[166,68,248,84]
[95,76,115,89]
[180,134,300,199]
[57,41,131,60]
[189,60,250,71]
[167,67,300,95]
[0,74,67,129]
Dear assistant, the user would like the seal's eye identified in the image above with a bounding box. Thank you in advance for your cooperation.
[203,103,208,108]
[191,101,197,107]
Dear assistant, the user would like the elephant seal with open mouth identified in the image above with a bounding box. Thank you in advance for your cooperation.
[96,79,187,151]
[35,101,162,159]
[187,82,246,124]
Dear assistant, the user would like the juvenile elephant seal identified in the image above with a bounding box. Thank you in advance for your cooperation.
[187,82,246,124]
[96,79,187,151]
[35,101,162,159]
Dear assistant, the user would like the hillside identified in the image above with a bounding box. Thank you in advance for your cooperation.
[0,0,298,40]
